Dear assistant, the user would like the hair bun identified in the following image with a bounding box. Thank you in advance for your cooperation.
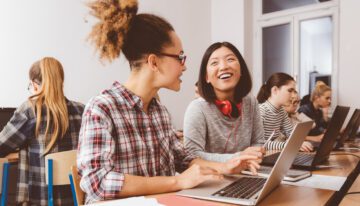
[120,0,138,14]
[88,0,139,62]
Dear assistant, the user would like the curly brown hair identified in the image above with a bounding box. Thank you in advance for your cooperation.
[87,0,174,65]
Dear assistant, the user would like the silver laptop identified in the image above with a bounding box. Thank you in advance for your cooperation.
[177,121,313,205]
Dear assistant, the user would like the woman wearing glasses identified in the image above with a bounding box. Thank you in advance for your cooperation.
[78,0,260,204]
[0,57,84,205]
[183,42,265,163]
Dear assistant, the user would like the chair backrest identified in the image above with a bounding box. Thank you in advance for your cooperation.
[69,165,84,206]
[0,158,9,206]
[45,150,77,185]
[45,150,77,206]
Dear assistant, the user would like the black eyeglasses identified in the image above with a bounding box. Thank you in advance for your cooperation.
[159,51,187,65]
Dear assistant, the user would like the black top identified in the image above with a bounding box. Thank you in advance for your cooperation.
[298,103,328,136]
[300,94,310,106]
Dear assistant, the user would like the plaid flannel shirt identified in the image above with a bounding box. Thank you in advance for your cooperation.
[0,99,84,206]
[77,81,196,204]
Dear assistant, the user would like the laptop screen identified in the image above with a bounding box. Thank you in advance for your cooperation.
[313,106,349,166]
[0,108,16,131]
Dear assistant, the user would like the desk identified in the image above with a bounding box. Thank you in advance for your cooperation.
[149,151,360,206]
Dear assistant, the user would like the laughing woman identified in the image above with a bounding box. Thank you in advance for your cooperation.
[184,42,265,163]
[77,1,261,204]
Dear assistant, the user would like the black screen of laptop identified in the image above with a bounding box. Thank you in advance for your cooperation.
[0,108,16,131]
[336,109,360,148]
[312,106,350,166]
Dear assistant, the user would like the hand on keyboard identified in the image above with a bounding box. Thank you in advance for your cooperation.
[300,141,313,152]
[221,154,261,175]
[176,164,224,190]
[238,146,265,161]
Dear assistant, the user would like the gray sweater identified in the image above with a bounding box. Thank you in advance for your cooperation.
[183,95,264,162]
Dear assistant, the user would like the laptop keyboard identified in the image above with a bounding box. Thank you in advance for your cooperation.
[212,177,266,199]
[293,153,314,165]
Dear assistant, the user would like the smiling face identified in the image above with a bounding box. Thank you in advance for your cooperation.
[205,46,241,100]
[156,31,186,91]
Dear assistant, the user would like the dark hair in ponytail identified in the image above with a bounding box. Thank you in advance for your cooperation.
[87,0,174,66]
[257,72,294,103]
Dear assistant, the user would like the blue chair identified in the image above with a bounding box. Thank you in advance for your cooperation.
[0,158,9,206]
[45,150,77,206]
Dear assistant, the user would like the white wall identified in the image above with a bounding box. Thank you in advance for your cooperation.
[211,0,245,53]
[0,0,212,129]
[338,0,360,109]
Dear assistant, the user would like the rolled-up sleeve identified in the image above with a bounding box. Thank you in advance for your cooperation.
[77,100,124,203]
[0,102,32,157]
[171,131,197,173]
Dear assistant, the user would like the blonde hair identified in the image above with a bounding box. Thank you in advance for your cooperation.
[311,81,331,102]
[29,57,69,155]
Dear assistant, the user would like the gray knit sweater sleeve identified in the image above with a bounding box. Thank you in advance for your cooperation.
[251,98,265,146]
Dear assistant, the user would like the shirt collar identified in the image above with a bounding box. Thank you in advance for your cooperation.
[111,81,159,111]
[265,100,281,113]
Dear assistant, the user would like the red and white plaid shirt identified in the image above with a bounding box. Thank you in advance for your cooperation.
[77,81,196,204]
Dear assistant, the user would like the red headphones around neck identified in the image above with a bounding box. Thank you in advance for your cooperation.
[214,100,242,118]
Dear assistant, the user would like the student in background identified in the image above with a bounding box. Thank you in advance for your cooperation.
[284,91,312,124]
[257,72,313,151]
[78,1,260,204]
[0,57,84,205]
[183,42,264,163]
[298,81,331,137]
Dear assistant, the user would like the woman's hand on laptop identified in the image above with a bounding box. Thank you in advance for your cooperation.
[239,146,265,161]
[300,141,313,152]
[176,164,224,190]
[221,155,261,175]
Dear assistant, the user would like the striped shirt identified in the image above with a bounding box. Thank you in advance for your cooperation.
[0,99,84,206]
[259,101,294,150]
[77,81,196,204]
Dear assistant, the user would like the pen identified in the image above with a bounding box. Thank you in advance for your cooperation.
[264,130,276,147]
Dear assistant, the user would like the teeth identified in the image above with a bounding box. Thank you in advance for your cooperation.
[219,73,232,79]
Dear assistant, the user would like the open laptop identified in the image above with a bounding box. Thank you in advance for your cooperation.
[0,108,16,131]
[262,105,350,171]
[324,159,360,206]
[334,109,360,150]
[177,121,313,205]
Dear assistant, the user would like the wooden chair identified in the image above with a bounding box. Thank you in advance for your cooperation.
[45,150,77,206]
[69,165,84,206]
[0,158,9,206]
